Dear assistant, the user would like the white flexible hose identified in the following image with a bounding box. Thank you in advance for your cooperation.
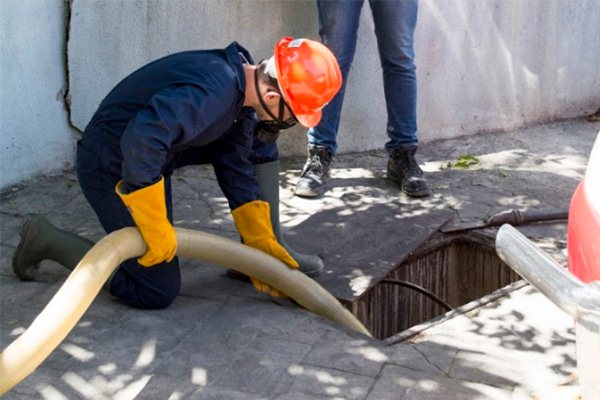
[0,227,370,394]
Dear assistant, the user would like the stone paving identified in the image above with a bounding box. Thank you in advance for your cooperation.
[1,118,598,399]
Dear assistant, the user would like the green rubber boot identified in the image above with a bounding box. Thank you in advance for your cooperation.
[11,215,113,291]
[255,161,324,277]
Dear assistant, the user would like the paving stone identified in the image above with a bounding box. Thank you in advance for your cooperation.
[0,244,16,277]
[179,261,250,301]
[187,387,263,400]
[147,333,254,388]
[47,193,99,232]
[3,369,82,400]
[1,119,597,399]
[214,296,340,346]
[112,373,199,400]
[173,198,217,230]
[1,175,81,216]
[398,287,579,397]
[274,392,326,400]
[286,365,375,400]
[0,213,22,245]
[365,364,515,400]
[210,335,313,397]
[302,337,388,378]
[171,171,217,201]
[388,342,455,376]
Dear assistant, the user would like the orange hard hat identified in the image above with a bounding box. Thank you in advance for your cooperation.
[273,37,342,128]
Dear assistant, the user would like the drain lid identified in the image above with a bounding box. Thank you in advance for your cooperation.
[288,204,457,338]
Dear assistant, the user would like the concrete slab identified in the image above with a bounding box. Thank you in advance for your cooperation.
[1,118,598,399]
[290,203,454,303]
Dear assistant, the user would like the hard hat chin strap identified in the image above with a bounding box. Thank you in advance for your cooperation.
[254,66,297,144]
[254,66,295,125]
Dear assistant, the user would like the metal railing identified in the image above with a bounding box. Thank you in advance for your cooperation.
[496,224,600,400]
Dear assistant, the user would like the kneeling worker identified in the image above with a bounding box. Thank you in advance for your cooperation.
[12,37,342,307]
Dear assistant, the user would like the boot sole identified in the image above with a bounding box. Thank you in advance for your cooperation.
[403,189,431,198]
[387,171,431,198]
[12,216,42,281]
[300,263,324,277]
[294,180,327,198]
[293,187,323,198]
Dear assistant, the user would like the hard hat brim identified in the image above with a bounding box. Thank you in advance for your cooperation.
[295,110,322,129]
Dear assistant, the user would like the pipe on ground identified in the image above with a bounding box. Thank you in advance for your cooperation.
[0,227,370,395]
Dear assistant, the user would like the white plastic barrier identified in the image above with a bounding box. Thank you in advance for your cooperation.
[496,225,600,400]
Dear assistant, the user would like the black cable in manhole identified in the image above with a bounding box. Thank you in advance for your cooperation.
[348,235,522,340]
[380,279,453,312]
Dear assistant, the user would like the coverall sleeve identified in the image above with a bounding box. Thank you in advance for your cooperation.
[209,114,262,210]
[120,84,233,189]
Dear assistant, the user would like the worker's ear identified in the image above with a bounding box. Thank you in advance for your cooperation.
[262,90,282,107]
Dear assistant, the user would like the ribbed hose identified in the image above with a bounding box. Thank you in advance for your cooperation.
[0,227,370,395]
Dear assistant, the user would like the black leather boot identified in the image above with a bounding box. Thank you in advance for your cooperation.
[387,147,430,197]
[294,145,334,198]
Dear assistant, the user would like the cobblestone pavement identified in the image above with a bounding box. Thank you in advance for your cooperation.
[1,118,598,399]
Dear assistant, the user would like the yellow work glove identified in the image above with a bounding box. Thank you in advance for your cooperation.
[231,200,299,298]
[116,176,177,267]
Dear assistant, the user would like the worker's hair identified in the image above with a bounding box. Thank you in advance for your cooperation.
[257,59,280,92]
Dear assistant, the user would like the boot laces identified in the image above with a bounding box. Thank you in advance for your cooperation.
[405,155,423,175]
[302,149,331,179]
[392,150,423,176]
[303,154,324,177]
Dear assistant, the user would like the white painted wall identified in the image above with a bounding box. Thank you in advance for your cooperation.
[68,0,600,157]
[415,0,600,140]
[67,0,319,156]
[1,0,599,190]
[0,0,78,190]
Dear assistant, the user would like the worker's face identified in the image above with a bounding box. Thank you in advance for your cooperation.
[254,69,297,143]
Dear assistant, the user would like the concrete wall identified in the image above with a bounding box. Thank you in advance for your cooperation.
[67,0,319,156]
[68,0,600,156]
[1,0,599,190]
[0,0,78,190]
[416,0,600,140]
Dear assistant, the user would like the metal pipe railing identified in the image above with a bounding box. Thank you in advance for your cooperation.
[496,224,600,400]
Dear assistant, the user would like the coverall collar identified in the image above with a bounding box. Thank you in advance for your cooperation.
[225,42,254,100]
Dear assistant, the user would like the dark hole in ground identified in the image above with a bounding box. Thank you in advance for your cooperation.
[347,234,521,340]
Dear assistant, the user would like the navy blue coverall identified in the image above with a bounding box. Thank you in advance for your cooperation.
[76,42,276,309]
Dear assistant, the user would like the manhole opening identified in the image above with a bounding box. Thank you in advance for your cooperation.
[348,235,521,340]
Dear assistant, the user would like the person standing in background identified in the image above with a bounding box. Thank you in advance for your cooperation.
[295,0,430,198]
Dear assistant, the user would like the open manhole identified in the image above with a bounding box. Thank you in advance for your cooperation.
[291,207,523,341]
[348,234,521,340]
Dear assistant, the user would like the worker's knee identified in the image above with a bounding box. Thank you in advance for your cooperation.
[110,258,181,309]
[136,286,179,309]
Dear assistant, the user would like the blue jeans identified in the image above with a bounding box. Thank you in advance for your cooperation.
[308,0,419,154]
